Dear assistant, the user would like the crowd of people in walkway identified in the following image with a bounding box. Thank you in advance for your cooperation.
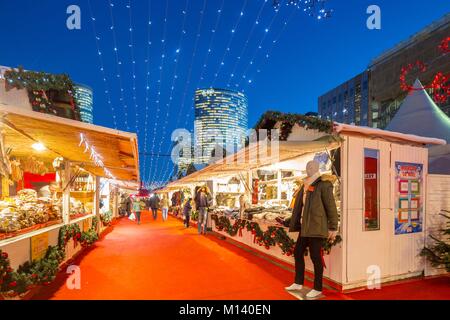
[118,187,213,235]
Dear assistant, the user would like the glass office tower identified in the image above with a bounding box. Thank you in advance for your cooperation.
[194,88,248,164]
[74,83,94,124]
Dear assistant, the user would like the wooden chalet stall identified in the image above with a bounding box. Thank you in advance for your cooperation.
[0,105,139,271]
[162,120,446,291]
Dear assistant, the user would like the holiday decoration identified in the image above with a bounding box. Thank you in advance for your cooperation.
[58,224,82,248]
[100,210,113,226]
[272,0,333,19]
[421,211,450,272]
[1,245,65,298]
[438,36,450,54]
[211,214,340,255]
[399,37,450,104]
[4,66,81,121]
[254,111,334,141]
[399,60,427,92]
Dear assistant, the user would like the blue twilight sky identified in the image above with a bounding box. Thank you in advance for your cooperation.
[0,0,449,186]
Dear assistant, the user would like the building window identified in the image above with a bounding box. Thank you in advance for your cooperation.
[364,148,380,231]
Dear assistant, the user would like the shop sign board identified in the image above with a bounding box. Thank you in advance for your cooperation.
[31,232,49,261]
[394,162,423,235]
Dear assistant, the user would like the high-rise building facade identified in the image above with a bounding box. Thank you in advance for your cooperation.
[74,83,94,124]
[318,71,370,126]
[369,14,449,128]
[194,88,248,164]
[318,13,449,129]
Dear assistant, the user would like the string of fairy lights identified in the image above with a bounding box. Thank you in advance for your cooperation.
[156,0,228,186]
[198,0,226,84]
[157,0,271,185]
[141,0,153,186]
[225,0,269,89]
[127,0,140,136]
[158,0,279,185]
[87,0,117,130]
[210,0,249,88]
[154,0,329,187]
[243,4,299,91]
[108,0,130,131]
[87,0,333,188]
[147,0,193,188]
[145,0,170,185]
[235,1,287,92]
[154,0,214,187]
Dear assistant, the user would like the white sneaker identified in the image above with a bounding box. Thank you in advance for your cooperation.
[285,283,303,291]
[306,289,323,299]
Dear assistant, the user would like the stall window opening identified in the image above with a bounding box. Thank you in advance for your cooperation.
[364,148,380,231]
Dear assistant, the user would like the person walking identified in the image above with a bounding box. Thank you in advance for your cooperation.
[194,186,212,235]
[149,194,160,220]
[161,195,169,221]
[132,196,143,225]
[183,198,192,228]
[125,195,132,217]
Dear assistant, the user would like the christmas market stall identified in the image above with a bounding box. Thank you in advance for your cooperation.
[163,113,446,291]
[0,105,139,299]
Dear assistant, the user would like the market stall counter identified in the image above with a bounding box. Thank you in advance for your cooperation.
[0,105,139,299]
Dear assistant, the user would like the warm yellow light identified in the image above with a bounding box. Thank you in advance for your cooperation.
[32,142,46,151]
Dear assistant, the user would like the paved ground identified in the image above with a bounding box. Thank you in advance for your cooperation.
[33,211,450,300]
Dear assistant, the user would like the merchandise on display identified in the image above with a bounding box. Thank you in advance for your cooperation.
[0,189,62,236]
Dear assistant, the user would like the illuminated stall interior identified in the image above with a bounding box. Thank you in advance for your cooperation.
[0,105,139,241]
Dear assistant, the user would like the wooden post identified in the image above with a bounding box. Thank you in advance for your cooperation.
[113,186,118,218]
[247,170,253,202]
[94,175,100,219]
[62,160,71,225]
[277,169,282,205]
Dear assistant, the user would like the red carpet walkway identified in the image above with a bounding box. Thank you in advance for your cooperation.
[33,212,298,300]
[33,212,450,300]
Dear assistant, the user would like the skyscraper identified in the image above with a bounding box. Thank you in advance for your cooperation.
[194,88,248,164]
[74,83,94,124]
[318,71,370,126]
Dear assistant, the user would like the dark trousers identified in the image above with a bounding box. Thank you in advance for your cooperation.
[151,208,157,220]
[294,236,324,291]
[185,215,190,227]
[135,211,141,223]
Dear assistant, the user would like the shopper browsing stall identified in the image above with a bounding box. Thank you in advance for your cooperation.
[194,186,212,235]
[183,198,193,228]
[285,160,338,299]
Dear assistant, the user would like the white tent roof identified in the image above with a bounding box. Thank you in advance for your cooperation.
[386,79,450,144]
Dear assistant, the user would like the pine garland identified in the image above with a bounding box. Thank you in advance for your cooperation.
[211,214,341,255]
[1,219,100,298]
[3,66,81,121]
[254,111,334,141]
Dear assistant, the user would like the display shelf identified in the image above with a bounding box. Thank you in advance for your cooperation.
[70,213,95,224]
[0,221,64,246]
